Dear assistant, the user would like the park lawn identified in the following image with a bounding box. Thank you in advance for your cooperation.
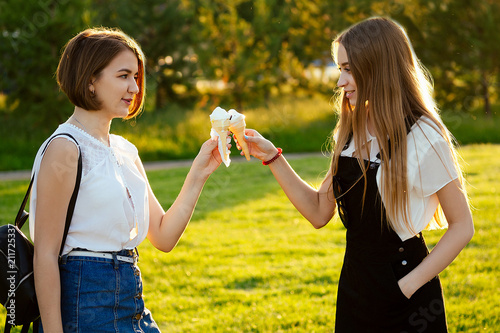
[0,144,499,332]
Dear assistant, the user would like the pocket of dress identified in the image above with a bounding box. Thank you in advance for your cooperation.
[389,264,411,303]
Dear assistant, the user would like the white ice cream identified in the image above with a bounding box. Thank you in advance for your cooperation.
[210,106,229,121]
[228,109,245,124]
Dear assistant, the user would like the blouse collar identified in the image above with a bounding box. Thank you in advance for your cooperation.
[63,123,113,149]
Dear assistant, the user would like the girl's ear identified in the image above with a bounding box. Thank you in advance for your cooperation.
[89,78,95,95]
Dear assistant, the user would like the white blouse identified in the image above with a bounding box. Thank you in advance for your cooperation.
[340,117,458,241]
[29,123,149,255]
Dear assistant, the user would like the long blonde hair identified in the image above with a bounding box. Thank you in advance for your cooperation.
[331,17,464,233]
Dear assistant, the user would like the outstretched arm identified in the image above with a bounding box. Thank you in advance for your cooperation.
[141,138,222,252]
[243,129,336,228]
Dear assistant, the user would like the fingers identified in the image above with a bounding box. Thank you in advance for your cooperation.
[244,128,261,138]
[232,133,242,150]
[233,137,241,150]
[204,134,231,165]
[241,131,261,144]
[233,129,253,149]
[207,133,231,148]
[206,128,272,161]
[201,137,219,155]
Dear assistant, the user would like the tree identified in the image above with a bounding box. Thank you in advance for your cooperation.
[192,0,335,107]
[382,0,500,115]
[419,0,500,115]
[1,0,497,125]
[0,0,92,129]
[90,0,199,109]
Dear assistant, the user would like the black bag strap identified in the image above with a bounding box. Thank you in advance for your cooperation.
[14,133,82,257]
[32,317,40,333]
[3,317,39,333]
[20,322,30,333]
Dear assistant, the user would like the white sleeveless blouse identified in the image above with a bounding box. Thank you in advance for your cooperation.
[29,123,149,255]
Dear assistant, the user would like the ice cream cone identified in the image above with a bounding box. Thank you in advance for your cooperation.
[211,118,230,165]
[210,107,231,166]
[229,122,250,160]
[228,109,250,161]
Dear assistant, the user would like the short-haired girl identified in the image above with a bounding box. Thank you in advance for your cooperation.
[242,17,474,332]
[31,28,225,332]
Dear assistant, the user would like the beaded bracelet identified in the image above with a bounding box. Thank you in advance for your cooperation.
[262,148,283,165]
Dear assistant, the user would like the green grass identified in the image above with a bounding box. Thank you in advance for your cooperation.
[1,144,499,332]
[2,95,500,171]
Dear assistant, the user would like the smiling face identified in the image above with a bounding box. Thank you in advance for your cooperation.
[90,49,140,119]
[336,43,357,107]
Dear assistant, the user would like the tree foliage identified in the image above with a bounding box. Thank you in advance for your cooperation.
[1,0,498,132]
[411,0,500,114]
[0,0,92,128]
[89,0,199,108]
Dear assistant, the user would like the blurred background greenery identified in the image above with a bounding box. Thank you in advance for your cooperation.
[1,0,499,171]
[1,2,499,331]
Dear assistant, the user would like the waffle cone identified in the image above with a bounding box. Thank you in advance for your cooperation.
[229,122,250,160]
[211,119,230,162]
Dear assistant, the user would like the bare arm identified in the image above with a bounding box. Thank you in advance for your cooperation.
[243,129,336,228]
[398,179,474,298]
[141,138,222,252]
[33,138,79,333]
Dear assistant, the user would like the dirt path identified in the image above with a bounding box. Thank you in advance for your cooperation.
[0,152,326,181]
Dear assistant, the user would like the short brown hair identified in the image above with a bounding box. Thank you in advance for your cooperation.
[57,27,146,118]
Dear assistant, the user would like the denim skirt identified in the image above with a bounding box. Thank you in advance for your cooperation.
[39,249,161,332]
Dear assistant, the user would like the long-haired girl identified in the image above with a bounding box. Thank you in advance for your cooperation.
[242,17,473,332]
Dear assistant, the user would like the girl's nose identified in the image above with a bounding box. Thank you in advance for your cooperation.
[129,79,139,94]
[337,72,347,88]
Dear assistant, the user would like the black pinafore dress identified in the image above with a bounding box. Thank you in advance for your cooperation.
[333,155,448,332]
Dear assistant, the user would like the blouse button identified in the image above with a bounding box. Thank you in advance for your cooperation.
[398,247,404,253]
[134,313,142,320]
[401,260,408,266]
